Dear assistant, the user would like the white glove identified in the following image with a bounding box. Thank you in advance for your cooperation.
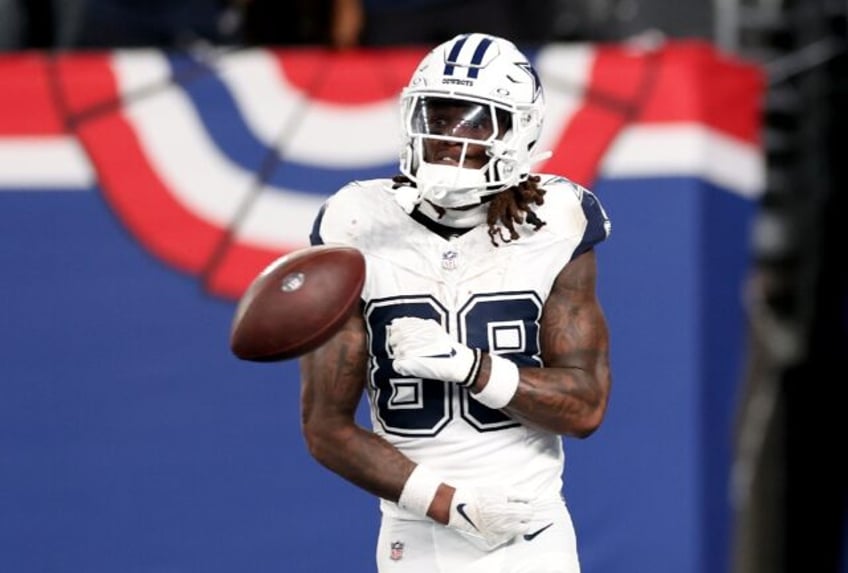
[388,317,481,387]
[448,486,534,549]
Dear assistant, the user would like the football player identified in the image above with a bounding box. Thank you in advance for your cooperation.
[300,32,612,572]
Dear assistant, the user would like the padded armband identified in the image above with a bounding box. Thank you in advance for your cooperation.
[397,464,442,518]
[472,354,519,409]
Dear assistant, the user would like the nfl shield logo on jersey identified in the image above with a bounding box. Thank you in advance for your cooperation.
[390,540,404,561]
[441,249,459,270]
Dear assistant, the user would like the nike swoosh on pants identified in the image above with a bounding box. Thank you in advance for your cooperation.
[523,522,554,541]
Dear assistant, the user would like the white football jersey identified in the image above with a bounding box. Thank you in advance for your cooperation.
[310,175,611,519]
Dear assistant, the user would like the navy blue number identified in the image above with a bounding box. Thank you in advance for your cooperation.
[365,292,542,437]
[458,293,542,430]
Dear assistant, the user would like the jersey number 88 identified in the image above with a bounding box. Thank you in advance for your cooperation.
[365,293,542,437]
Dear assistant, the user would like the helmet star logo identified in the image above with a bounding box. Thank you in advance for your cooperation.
[516,61,542,101]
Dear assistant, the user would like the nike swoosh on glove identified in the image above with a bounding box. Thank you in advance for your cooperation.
[448,486,534,549]
[388,317,481,387]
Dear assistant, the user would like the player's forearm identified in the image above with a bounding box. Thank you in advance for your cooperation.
[304,419,455,524]
[304,420,418,503]
[473,353,610,437]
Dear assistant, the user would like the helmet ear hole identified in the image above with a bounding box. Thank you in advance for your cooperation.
[493,157,519,183]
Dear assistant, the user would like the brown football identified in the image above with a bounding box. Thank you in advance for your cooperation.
[229,245,366,362]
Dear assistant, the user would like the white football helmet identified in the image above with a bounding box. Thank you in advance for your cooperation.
[399,33,549,209]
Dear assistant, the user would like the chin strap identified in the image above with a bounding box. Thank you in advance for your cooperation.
[416,163,489,208]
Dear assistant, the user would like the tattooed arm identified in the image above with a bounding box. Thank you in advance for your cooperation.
[300,312,449,514]
[471,249,612,437]
[300,313,460,523]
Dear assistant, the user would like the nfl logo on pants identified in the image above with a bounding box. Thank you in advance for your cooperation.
[390,541,404,561]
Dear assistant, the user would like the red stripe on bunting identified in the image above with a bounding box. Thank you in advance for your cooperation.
[54,53,125,118]
[544,44,652,188]
[54,53,287,300]
[636,41,763,144]
[543,40,763,188]
[272,47,424,104]
[0,54,64,135]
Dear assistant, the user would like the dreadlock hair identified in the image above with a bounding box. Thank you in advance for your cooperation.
[392,174,548,247]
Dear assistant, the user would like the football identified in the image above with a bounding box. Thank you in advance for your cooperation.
[229,245,366,362]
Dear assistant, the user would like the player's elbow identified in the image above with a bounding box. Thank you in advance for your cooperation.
[301,416,352,468]
[572,382,611,438]
[568,380,611,438]
[302,421,334,464]
[570,408,605,439]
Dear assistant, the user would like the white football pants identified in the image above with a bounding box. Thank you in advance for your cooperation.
[375,499,580,573]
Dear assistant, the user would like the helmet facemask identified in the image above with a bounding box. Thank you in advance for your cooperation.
[400,94,517,208]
